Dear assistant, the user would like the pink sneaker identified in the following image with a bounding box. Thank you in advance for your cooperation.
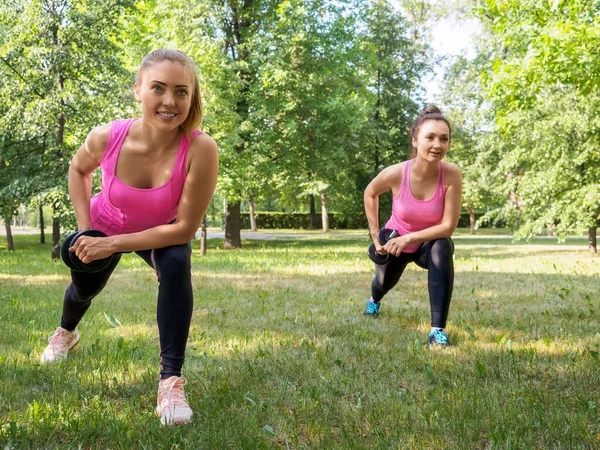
[40,327,80,364]
[156,376,193,426]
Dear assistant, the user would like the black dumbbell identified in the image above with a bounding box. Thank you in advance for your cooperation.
[367,229,399,265]
[61,229,114,273]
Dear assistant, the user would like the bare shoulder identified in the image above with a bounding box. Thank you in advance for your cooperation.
[367,161,406,195]
[380,161,405,182]
[443,161,462,184]
[189,132,218,156]
[84,123,112,162]
[187,132,218,171]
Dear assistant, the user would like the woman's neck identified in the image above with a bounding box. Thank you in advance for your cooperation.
[412,156,439,177]
[134,119,181,153]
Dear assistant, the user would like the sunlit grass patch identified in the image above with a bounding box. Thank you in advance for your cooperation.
[0,273,67,284]
[0,233,598,448]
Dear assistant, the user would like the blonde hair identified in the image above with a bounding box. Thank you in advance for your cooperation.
[136,49,202,139]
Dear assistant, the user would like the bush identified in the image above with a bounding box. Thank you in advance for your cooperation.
[238,212,369,229]
[236,211,503,230]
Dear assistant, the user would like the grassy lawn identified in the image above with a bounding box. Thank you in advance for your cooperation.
[0,233,598,449]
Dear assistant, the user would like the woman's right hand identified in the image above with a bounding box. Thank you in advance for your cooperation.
[374,241,387,255]
[70,234,116,264]
[383,235,411,256]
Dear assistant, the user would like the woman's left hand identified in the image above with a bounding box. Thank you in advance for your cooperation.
[70,235,115,263]
[383,236,410,256]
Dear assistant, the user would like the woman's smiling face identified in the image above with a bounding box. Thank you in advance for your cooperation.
[412,119,450,162]
[134,60,193,132]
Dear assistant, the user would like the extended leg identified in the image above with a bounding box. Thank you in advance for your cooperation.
[149,243,193,379]
[61,254,122,330]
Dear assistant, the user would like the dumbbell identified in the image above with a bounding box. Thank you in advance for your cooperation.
[61,229,114,273]
[367,229,399,265]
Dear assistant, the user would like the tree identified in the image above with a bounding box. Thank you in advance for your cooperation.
[0,184,20,251]
[0,0,135,257]
[256,0,370,232]
[258,0,431,230]
[355,0,430,224]
[476,0,600,251]
[440,53,506,234]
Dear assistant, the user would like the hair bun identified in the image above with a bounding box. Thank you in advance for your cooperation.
[419,105,442,117]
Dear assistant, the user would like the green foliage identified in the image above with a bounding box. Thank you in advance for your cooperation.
[362,0,428,171]
[0,184,20,223]
[0,0,136,140]
[250,0,370,210]
[1,0,434,243]
[0,0,136,244]
[440,52,507,225]
[462,0,600,242]
[478,0,600,102]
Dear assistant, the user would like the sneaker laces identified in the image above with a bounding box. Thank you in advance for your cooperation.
[159,377,189,409]
[365,300,379,314]
[47,328,73,351]
[430,329,449,345]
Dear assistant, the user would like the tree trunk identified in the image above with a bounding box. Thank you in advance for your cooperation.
[467,206,476,235]
[309,194,317,230]
[39,204,45,244]
[224,201,242,249]
[4,220,14,251]
[320,191,329,233]
[54,66,65,259]
[589,226,597,254]
[200,215,207,255]
[375,64,382,167]
[51,214,60,260]
[547,223,554,237]
[507,172,522,210]
[249,196,257,232]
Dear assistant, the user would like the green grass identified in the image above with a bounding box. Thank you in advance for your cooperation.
[0,234,598,449]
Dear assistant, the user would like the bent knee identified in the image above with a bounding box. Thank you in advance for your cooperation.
[430,238,454,262]
[154,246,191,275]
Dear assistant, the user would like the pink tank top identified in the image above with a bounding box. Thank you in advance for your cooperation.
[385,159,446,253]
[89,118,201,236]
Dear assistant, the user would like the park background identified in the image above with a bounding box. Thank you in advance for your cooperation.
[0,0,598,253]
[1,0,599,448]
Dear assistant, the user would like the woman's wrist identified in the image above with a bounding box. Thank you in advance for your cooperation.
[106,236,120,254]
[403,233,414,245]
[77,222,92,231]
[370,229,380,241]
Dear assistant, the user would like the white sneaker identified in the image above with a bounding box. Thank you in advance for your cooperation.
[156,376,193,426]
[40,327,80,364]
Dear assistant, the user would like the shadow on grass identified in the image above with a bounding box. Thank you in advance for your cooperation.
[2,278,599,449]
[1,234,599,448]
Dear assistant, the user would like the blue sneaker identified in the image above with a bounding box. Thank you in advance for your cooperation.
[428,329,449,347]
[364,299,380,316]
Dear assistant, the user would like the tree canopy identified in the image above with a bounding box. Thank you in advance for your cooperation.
[1,0,597,252]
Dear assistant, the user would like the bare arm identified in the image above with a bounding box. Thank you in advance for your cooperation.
[72,134,219,263]
[68,125,110,231]
[364,163,403,253]
[384,163,463,256]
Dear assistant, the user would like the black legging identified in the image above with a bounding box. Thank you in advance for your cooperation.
[61,243,193,379]
[371,238,454,328]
